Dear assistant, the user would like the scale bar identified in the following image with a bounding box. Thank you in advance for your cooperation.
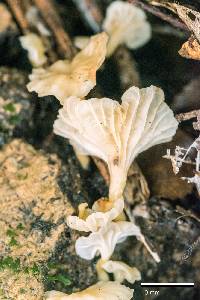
[141,283,194,287]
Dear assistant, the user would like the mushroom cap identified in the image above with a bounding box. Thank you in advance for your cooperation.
[102,260,141,284]
[103,0,151,56]
[75,221,141,260]
[54,85,178,199]
[67,198,124,232]
[45,281,133,300]
[27,32,108,103]
[20,33,47,67]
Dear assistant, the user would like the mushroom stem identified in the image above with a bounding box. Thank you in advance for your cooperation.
[138,234,161,263]
[109,165,127,201]
[125,204,160,263]
[96,259,110,281]
[73,146,90,170]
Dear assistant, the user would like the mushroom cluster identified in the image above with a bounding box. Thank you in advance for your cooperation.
[74,0,151,57]
[26,5,178,299]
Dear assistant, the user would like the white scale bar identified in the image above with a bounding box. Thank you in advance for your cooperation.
[141,283,194,286]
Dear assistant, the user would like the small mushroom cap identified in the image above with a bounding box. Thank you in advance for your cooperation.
[102,260,141,284]
[75,221,141,260]
[54,85,178,200]
[45,281,133,300]
[103,0,151,56]
[27,32,108,103]
[67,197,124,232]
[20,33,47,67]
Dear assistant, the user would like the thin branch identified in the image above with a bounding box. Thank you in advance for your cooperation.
[6,0,29,33]
[33,0,76,59]
[175,109,200,123]
[128,0,189,32]
[72,0,103,33]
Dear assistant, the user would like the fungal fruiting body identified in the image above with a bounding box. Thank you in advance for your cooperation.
[45,281,133,300]
[20,33,47,67]
[27,32,108,103]
[54,85,178,201]
[103,0,151,56]
[53,85,177,267]
[101,260,141,283]
[67,197,124,232]
[75,221,141,260]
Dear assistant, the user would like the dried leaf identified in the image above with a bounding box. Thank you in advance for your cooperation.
[171,4,200,42]
[169,3,200,60]
[179,35,200,60]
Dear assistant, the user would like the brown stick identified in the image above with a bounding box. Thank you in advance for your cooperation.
[175,109,200,123]
[6,0,29,33]
[33,0,76,59]
[128,0,189,32]
[72,0,103,33]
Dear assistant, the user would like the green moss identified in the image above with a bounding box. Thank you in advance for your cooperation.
[0,257,21,273]
[8,115,20,125]
[19,288,26,294]
[0,255,71,290]
[6,228,18,238]
[6,224,26,247]
[3,103,16,113]
[46,274,71,287]
[6,228,19,247]
[9,237,19,247]
[16,173,28,180]
[16,223,25,231]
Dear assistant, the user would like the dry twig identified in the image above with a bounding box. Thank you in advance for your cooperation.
[6,0,29,33]
[33,0,76,59]
[128,0,189,32]
[72,0,103,32]
[176,109,200,123]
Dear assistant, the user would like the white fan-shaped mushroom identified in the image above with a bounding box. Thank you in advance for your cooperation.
[103,0,151,56]
[20,33,47,67]
[102,260,141,284]
[45,281,133,300]
[27,32,108,103]
[75,221,141,260]
[67,197,124,232]
[54,85,178,201]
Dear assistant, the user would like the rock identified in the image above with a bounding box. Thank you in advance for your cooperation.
[0,139,96,299]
